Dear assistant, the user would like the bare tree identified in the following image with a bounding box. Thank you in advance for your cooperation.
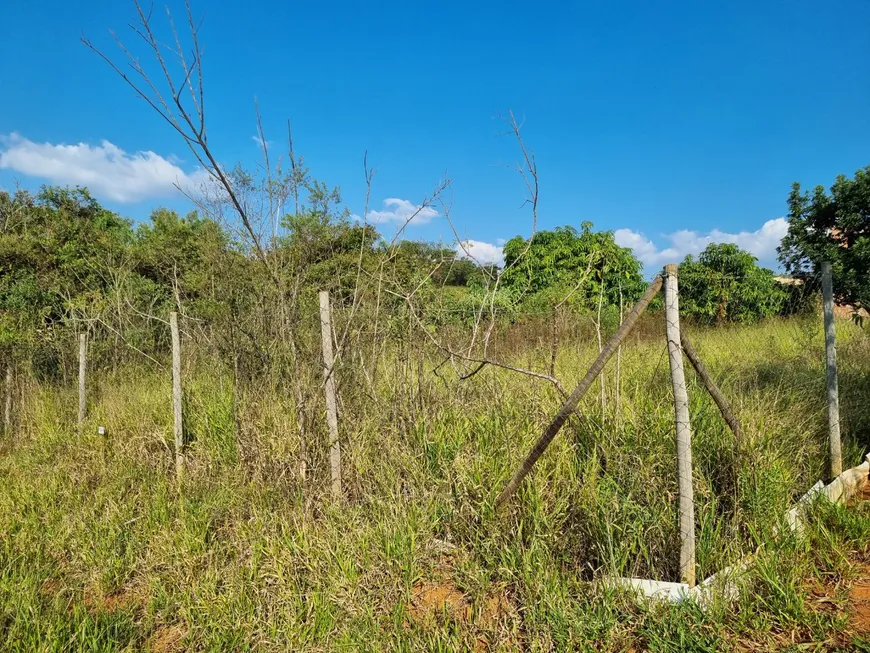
[397,114,602,401]
[82,2,280,279]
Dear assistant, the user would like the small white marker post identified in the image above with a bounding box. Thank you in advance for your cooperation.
[98,425,108,460]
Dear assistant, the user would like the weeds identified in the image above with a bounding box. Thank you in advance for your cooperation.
[0,316,868,650]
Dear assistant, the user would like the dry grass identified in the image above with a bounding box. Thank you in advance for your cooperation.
[0,315,869,650]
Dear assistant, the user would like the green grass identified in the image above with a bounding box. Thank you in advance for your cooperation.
[1,315,870,651]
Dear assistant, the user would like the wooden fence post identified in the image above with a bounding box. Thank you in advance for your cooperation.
[495,274,663,508]
[3,364,11,437]
[821,261,842,478]
[78,333,87,430]
[663,263,696,587]
[319,291,342,499]
[170,312,184,479]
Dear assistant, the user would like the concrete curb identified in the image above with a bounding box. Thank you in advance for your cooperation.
[608,455,870,605]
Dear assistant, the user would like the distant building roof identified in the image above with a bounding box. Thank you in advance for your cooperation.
[773,276,804,286]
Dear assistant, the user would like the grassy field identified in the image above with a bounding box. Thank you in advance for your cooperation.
[1,315,870,651]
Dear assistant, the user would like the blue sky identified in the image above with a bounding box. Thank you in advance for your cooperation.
[2,0,869,271]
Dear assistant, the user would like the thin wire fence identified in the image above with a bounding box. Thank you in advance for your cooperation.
[3,263,863,587]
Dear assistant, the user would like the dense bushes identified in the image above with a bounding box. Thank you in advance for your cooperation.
[500,223,645,309]
[678,243,790,324]
[1,184,812,383]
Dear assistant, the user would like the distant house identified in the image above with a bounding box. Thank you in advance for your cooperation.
[773,275,867,319]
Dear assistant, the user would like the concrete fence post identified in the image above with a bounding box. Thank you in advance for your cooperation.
[319,291,342,499]
[664,263,696,587]
[170,312,184,479]
[821,261,842,478]
[78,333,87,430]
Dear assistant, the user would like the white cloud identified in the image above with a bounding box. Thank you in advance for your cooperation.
[0,133,208,203]
[614,218,788,269]
[251,135,273,150]
[365,198,440,226]
[456,239,504,266]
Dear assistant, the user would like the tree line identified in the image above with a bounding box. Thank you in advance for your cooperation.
[5,165,860,382]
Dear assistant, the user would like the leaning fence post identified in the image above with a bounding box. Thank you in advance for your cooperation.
[170,312,184,479]
[680,331,743,443]
[663,263,696,587]
[78,333,87,430]
[821,261,842,478]
[319,291,342,499]
[3,364,11,437]
[495,274,663,508]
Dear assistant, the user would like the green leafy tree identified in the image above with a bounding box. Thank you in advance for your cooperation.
[135,208,235,316]
[679,243,787,323]
[778,166,870,311]
[439,258,480,287]
[279,203,379,301]
[500,223,644,308]
[0,186,134,376]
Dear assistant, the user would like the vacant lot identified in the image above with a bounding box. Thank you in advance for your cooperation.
[1,316,869,651]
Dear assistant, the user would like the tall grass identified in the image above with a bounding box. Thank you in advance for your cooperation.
[0,315,869,650]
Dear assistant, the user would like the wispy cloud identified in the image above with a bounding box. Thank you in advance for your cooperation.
[0,133,208,203]
[364,198,441,226]
[614,218,788,269]
[251,135,273,150]
[456,239,505,266]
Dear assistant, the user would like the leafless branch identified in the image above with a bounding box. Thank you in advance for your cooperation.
[83,0,277,285]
